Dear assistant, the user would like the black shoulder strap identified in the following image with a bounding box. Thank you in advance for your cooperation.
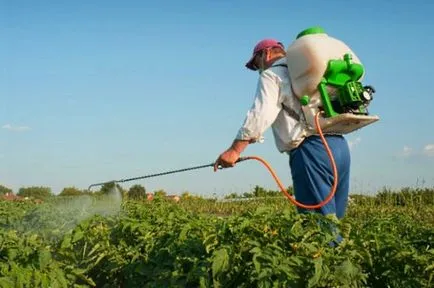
[272,64,288,68]
[282,103,301,121]
[270,63,301,121]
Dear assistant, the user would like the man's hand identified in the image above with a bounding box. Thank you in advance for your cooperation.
[214,140,250,172]
[214,148,240,172]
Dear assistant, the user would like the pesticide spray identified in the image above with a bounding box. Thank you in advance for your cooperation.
[5,185,124,242]
[57,186,123,219]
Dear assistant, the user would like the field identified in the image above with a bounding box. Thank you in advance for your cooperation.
[0,187,433,288]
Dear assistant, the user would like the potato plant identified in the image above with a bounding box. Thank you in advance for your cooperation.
[0,188,433,287]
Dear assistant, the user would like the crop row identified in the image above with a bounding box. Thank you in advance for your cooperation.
[0,194,433,287]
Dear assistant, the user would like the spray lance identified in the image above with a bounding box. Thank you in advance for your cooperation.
[87,158,247,190]
[87,158,248,190]
[87,113,338,210]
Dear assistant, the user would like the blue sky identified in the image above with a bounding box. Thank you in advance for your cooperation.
[2,0,434,197]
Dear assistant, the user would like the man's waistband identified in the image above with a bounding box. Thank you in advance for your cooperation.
[306,133,344,139]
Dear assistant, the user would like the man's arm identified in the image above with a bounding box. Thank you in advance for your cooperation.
[230,139,250,154]
[235,69,282,143]
[214,70,282,171]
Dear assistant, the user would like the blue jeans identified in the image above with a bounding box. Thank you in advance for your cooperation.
[289,135,351,219]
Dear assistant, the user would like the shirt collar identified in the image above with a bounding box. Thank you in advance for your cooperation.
[272,57,287,67]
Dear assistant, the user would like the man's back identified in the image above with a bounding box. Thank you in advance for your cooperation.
[236,57,308,153]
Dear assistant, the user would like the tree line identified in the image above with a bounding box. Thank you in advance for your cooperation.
[1,183,433,205]
[0,182,157,201]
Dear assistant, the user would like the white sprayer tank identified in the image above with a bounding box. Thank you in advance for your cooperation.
[285,27,379,135]
[286,27,363,100]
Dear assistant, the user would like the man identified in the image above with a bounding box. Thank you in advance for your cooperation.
[213,39,351,220]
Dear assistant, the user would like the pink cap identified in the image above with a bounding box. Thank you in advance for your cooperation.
[245,39,284,71]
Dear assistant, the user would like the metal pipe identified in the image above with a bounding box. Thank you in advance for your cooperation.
[87,157,248,190]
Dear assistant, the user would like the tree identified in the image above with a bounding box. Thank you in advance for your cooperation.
[253,185,267,197]
[0,184,13,195]
[224,192,241,199]
[99,182,125,196]
[181,191,191,199]
[17,186,52,199]
[154,189,167,198]
[252,185,283,198]
[128,184,146,200]
[59,187,84,196]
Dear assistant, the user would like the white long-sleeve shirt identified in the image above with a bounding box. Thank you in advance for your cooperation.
[235,57,308,153]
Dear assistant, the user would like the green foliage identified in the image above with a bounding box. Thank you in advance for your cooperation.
[98,182,125,198]
[0,230,90,287]
[0,186,433,287]
[17,186,52,199]
[59,186,85,197]
[375,186,434,206]
[98,182,115,195]
[153,189,167,198]
[224,185,293,199]
[0,184,13,195]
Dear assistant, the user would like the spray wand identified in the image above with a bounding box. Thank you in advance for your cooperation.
[87,158,248,190]
[87,112,338,210]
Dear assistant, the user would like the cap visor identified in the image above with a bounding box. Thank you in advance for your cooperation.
[245,55,257,70]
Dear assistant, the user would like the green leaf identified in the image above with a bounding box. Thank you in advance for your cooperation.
[179,223,191,241]
[94,252,107,267]
[72,230,84,243]
[203,234,218,254]
[38,249,52,270]
[212,248,230,279]
[252,254,261,274]
[87,243,101,257]
[60,236,72,249]
[7,248,18,261]
[0,277,15,287]
[425,262,434,273]
[308,257,323,288]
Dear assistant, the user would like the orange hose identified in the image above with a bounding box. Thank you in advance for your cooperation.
[243,111,338,209]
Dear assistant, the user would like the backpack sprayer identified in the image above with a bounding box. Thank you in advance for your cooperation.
[286,26,379,135]
[88,27,378,210]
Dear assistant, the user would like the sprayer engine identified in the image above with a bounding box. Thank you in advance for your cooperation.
[296,53,379,135]
[312,53,375,118]
[330,83,376,115]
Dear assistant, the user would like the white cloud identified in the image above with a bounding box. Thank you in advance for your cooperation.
[399,143,434,158]
[402,145,413,157]
[2,124,31,132]
[348,137,361,151]
[423,144,434,157]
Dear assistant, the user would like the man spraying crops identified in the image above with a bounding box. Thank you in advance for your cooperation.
[213,38,351,220]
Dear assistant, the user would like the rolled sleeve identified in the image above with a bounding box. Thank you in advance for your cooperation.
[236,70,282,143]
